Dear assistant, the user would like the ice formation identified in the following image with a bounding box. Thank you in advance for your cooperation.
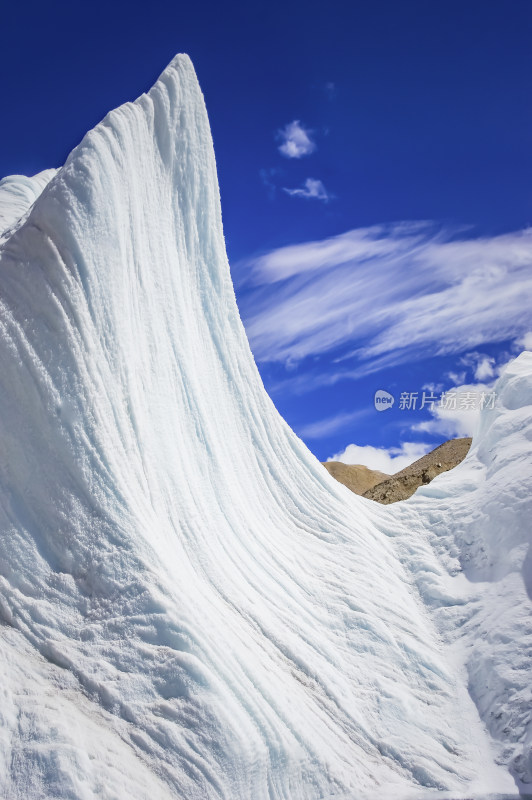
[0,54,530,799]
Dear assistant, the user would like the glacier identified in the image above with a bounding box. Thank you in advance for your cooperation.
[0,53,530,799]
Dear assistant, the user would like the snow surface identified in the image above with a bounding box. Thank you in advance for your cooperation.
[0,169,58,241]
[0,54,529,799]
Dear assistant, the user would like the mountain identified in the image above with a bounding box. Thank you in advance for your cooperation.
[363,437,471,503]
[321,461,390,495]
[323,439,472,502]
[321,437,471,504]
[0,54,530,799]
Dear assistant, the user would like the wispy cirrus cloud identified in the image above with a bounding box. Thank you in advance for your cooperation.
[297,408,369,439]
[277,120,316,158]
[283,178,332,202]
[238,223,532,385]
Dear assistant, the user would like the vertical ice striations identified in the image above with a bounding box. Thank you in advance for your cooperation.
[0,55,525,798]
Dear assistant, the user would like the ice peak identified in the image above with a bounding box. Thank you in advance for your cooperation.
[0,54,529,800]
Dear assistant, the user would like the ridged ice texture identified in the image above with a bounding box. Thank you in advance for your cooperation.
[395,352,532,791]
[0,169,57,241]
[0,54,527,799]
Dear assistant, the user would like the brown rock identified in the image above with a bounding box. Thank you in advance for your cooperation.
[362,437,472,504]
[321,461,390,496]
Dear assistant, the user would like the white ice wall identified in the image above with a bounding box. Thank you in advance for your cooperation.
[0,54,528,799]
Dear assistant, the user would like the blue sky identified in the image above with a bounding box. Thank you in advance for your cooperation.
[2,0,532,468]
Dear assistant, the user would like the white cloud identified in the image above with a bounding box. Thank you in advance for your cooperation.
[240,223,532,378]
[277,120,316,159]
[328,441,430,474]
[412,352,517,439]
[474,356,495,381]
[458,351,496,381]
[297,409,369,439]
[422,381,444,394]
[517,331,532,351]
[412,383,489,438]
[446,371,467,386]
[283,178,332,202]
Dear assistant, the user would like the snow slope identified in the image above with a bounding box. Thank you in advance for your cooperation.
[0,54,529,799]
[396,352,532,791]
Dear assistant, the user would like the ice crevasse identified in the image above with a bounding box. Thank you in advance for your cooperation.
[0,54,531,800]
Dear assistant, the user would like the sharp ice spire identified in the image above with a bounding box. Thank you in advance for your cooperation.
[0,55,529,799]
